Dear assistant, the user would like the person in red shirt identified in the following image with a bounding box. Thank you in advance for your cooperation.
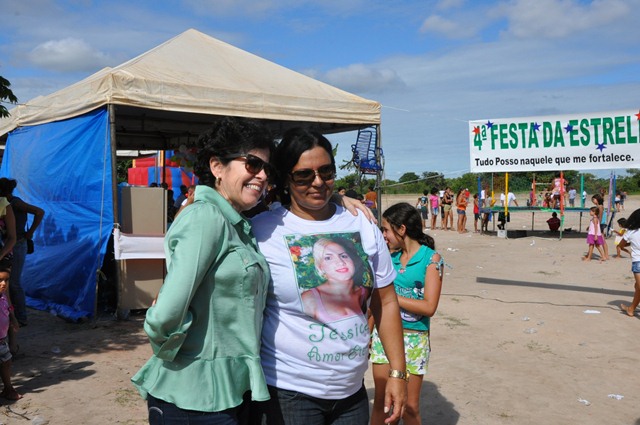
[547,212,561,232]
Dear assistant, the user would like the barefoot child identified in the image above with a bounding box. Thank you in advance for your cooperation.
[591,194,610,259]
[371,203,444,425]
[583,207,607,261]
[473,193,480,232]
[618,209,640,316]
[0,263,21,400]
[614,218,631,259]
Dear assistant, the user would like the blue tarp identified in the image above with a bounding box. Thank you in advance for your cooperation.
[0,107,113,320]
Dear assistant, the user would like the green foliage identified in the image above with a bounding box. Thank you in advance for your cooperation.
[0,76,18,118]
[614,172,639,194]
[447,173,479,193]
[422,172,446,190]
[398,172,419,183]
[116,159,133,183]
[334,173,376,195]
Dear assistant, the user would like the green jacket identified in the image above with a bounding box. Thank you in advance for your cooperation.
[132,185,270,412]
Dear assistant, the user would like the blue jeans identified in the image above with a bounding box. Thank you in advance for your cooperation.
[260,385,369,425]
[147,394,240,425]
[9,239,28,324]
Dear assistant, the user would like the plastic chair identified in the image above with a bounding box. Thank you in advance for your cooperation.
[350,127,382,175]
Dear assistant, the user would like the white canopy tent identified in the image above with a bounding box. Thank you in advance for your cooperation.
[0,28,380,147]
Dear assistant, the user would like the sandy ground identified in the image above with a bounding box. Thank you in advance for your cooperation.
[2,195,639,424]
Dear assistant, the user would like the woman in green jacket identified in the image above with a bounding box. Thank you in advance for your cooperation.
[132,117,275,424]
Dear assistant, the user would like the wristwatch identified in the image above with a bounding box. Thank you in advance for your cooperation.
[388,369,409,381]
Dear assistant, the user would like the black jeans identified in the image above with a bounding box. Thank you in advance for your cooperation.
[257,385,368,425]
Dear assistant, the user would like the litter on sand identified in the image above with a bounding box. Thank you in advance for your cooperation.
[583,310,601,314]
[608,394,624,400]
[577,398,591,406]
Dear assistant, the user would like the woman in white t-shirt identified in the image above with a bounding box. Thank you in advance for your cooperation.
[252,128,406,425]
[618,208,640,317]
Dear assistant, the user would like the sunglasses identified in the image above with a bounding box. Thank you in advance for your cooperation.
[289,164,336,186]
[224,154,275,180]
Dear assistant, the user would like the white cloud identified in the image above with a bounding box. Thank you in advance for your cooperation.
[436,0,465,10]
[182,0,294,17]
[316,64,406,94]
[183,0,368,17]
[498,0,631,39]
[419,14,478,38]
[28,38,112,72]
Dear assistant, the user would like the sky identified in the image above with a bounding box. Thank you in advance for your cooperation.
[1,0,639,180]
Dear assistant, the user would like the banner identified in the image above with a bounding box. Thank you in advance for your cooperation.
[469,109,640,172]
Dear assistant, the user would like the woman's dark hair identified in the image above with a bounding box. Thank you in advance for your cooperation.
[273,127,335,204]
[591,193,604,205]
[193,117,275,188]
[625,209,640,230]
[383,202,435,249]
[617,217,627,228]
[0,178,17,197]
[430,187,438,195]
[0,257,11,273]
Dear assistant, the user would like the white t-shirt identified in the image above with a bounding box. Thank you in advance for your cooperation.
[252,205,396,399]
[500,192,517,206]
[623,229,640,262]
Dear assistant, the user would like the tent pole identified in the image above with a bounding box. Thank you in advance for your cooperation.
[108,104,122,319]
[109,105,119,231]
[559,171,565,240]
[375,124,382,223]
[504,172,509,233]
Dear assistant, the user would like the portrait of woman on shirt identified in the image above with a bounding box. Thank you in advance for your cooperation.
[299,236,371,322]
[251,127,406,425]
[131,117,275,425]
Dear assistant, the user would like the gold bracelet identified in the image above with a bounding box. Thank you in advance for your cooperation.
[388,369,409,381]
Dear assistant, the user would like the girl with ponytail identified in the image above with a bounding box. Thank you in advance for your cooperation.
[370,202,444,425]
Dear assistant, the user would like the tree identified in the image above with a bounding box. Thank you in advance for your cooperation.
[398,172,420,183]
[448,173,480,192]
[334,173,360,192]
[421,171,446,190]
[0,76,18,118]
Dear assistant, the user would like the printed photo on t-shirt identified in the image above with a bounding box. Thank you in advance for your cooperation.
[284,232,373,323]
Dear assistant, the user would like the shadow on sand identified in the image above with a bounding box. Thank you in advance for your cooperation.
[367,380,460,424]
[477,276,633,298]
[5,309,146,405]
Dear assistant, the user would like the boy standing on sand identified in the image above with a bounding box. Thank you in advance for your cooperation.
[0,263,21,400]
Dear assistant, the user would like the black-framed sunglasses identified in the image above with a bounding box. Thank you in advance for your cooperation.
[289,164,336,186]
[223,153,275,179]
